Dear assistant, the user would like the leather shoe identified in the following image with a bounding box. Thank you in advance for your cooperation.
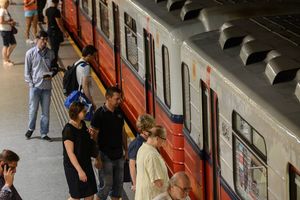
[25,130,33,139]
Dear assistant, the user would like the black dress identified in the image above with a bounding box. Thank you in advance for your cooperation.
[62,121,97,199]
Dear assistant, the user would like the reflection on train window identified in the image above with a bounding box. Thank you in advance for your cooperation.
[124,13,138,71]
[182,63,191,132]
[81,0,89,15]
[99,0,109,38]
[234,138,268,200]
[162,45,171,108]
[233,112,266,159]
[201,82,211,154]
[289,165,300,200]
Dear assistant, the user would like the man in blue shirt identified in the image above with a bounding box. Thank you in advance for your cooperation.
[128,114,155,191]
[24,30,58,141]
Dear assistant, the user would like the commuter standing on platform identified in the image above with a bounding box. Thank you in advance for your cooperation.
[0,0,16,67]
[90,86,128,200]
[0,149,22,200]
[62,102,98,200]
[24,30,58,142]
[37,0,46,24]
[135,125,169,200]
[24,0,38,44]
[153,172,192,200]
[45,0,68,63]
[128,114,155,192]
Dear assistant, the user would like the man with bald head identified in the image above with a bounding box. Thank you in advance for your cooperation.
[153,171,192,200]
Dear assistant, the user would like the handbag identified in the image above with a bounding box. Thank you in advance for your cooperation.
[11,26,17,34]
[123,159,131,182]
[64,90,94,121]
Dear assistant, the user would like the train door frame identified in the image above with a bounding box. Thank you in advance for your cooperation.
[112,1,122,88]
[201,80,220,200]
[143,29,156,116]
[289,164,300,199]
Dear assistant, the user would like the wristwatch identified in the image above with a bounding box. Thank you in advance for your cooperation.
[1,185,12,193]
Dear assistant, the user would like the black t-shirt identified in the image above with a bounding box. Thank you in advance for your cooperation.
[46,6,61,31]
[62,121,95,169]
[91,105,124,160]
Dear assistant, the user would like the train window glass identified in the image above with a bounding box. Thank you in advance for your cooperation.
[233,112,267,158]
[234,138,268,200]
[162,45,171,108]
[81,0,89,15]
[235,114,251,142]
[182,63,191,132]
[99,0,109,38]
[124,13,138,71]
[201,82,211,153]
[252,130,266,156]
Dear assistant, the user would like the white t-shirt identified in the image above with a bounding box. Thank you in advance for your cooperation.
[75,58,91,89]
[0,8,11,31]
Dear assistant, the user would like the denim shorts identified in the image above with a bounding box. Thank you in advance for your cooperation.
[25,10,38,17]
[1,31,16,47]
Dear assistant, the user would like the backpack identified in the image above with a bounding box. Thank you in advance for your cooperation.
[62,61,87,96]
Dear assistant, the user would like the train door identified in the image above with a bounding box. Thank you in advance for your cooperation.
[143,29,156,116]
[201,81,220,200]
[112,2,122,88]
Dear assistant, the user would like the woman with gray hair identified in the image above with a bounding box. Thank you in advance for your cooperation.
[135,125,169,200]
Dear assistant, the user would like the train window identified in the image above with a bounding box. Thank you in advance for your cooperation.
[201,81,211,153]
[81,0,89,16]
[234,138,268,200]
[233,112,267,158]
[124,13,138,71]
[99,0,109,38]
[162,45,171,108]
[182,63,191,132]
[290,165,300,200]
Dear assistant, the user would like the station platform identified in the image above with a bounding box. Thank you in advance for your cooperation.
[0,2,134,200]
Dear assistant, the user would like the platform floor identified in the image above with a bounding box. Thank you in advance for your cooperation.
[0,3,134,200]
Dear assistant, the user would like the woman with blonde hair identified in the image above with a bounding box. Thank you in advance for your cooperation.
[128,114,156,191]
[24,0,38,44]
[135,125,169,200]
[0,0,17,66]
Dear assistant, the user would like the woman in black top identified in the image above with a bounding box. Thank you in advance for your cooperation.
[45,0,68,63]
[62,102,97,200]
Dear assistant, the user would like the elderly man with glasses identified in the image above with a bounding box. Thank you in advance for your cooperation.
[153,171,192,200]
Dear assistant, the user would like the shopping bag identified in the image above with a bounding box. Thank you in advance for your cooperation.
[64,90,94,121]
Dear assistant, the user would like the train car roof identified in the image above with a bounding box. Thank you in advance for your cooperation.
[185,13,300,138]
[130,0,300,39]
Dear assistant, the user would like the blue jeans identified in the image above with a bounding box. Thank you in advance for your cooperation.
[28,87,51,137]
[97,152,124,199]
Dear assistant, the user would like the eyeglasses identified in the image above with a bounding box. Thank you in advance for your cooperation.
[158,136,166,140]
[174,184,192,193]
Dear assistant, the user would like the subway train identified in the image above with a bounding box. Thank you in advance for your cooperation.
[61,0,300,199]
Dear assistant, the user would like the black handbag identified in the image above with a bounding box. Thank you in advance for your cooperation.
[11,26,17,34]
[123,159,131,182]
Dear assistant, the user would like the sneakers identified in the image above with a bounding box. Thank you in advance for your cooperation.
[25,130,33,139]
[26,39,34,44]
[41,135,53,142]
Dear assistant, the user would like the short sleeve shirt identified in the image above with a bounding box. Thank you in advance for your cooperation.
[0,8,11,31]
[75,58,90,88]
[128,135,146,160]
[135,143,169,200]
[91,105,124,160]
[45,7,61,31]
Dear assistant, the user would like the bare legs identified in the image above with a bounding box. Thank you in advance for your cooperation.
[2,44,16,65]
[67,195,95,200]
[25,14,38,42]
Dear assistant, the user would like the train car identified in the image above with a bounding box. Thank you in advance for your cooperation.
[61,0,300,199]
[181,13,300,199]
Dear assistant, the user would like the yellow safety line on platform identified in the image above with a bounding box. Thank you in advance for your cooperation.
[67,37,135,139]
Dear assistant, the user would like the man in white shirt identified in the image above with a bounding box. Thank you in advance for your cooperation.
[75,45,97,110]
[153,172,192,200]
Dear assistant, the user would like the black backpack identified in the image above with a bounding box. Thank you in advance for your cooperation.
[62,61,87,96]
